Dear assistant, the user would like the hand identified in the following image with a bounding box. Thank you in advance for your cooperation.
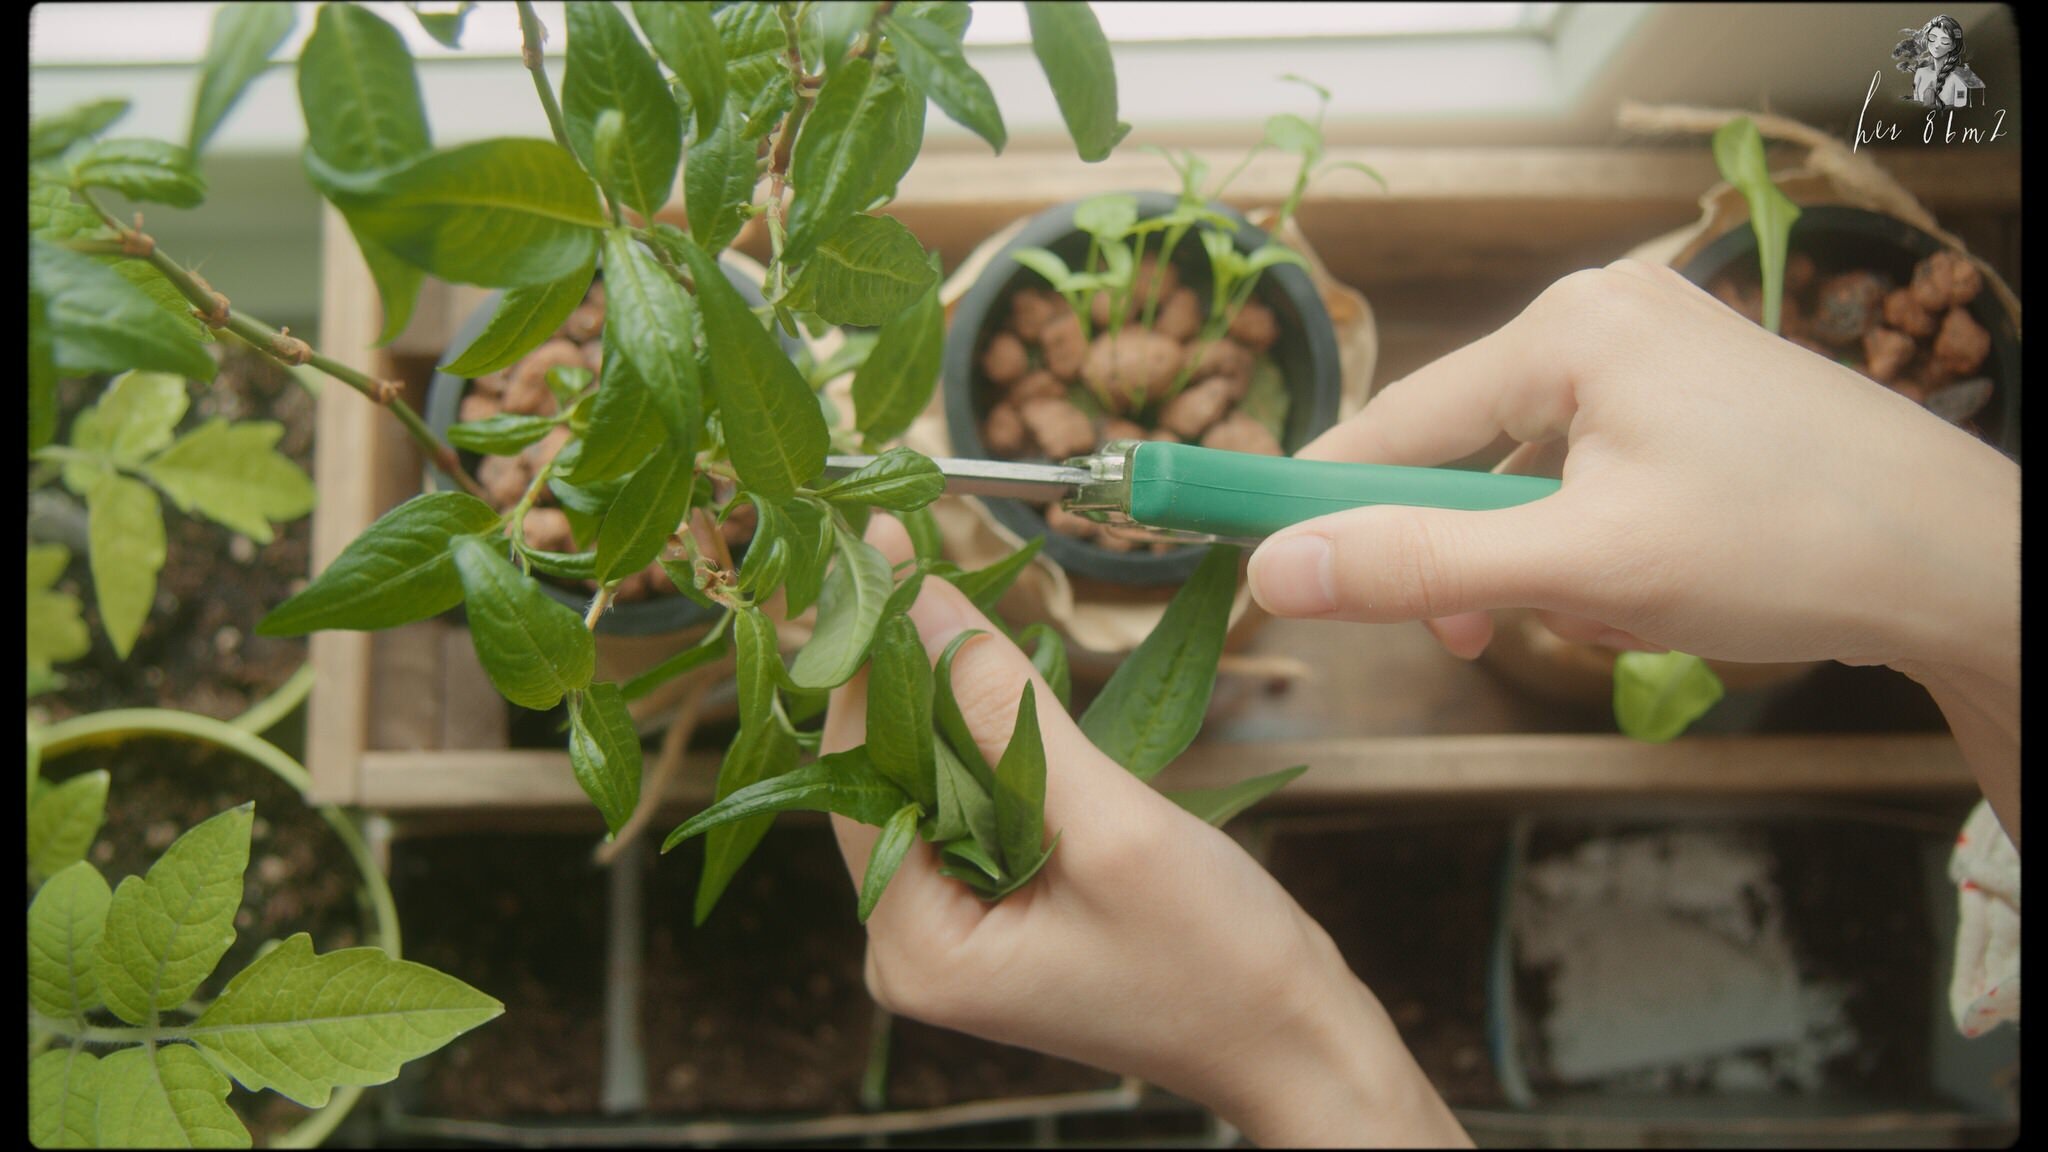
[1244,259,2020,840]
[823,517,1471,1147]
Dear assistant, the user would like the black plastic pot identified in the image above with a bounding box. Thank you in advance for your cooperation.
[943,192,1344,587]
[1678,204,2021,461]
[425,258,791,636]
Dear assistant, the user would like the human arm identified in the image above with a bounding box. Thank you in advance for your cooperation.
[823,517,1473,1147]
[1243,260,2020,843]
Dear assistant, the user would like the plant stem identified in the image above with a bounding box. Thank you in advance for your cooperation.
[506,458,557,546]
[70,194,491,503]
[515,0,573,152]
[585,583,618,630]
[766,2,818,226]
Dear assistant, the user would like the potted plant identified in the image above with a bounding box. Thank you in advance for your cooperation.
[941,83,1369,589]
[30,0,1312,1136]
[1480,116,2020,742]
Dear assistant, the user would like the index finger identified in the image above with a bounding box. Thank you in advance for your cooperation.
[1298,266,1624,467]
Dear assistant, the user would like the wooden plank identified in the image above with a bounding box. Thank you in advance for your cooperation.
[355,733,1972,811]
[305,206,382,805]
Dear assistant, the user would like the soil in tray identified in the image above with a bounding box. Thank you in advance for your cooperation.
[38,740,366,1146]
[645,821,1119,1115]
[394,834,609,1119]
[1264,819,1511,1108]
[37,346,314,725]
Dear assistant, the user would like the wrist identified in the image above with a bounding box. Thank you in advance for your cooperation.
[1882,437,2019,689]
[1192,922,1470,1147]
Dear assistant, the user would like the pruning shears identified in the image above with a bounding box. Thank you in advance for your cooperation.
[817,440,1561,546]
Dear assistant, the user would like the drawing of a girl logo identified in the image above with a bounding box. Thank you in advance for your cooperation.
[1892,15,1981,109]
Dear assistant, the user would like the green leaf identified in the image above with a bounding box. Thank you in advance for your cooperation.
[28,860,113,1021]
[664,745,912,850]
[569,683,644,836]
[1613,650,1726,743]
[564,0,681,220]
[850,262,942,448]
[1263,112,1321,159]
[96,804,253,1025]
[447,413,558,455]
[1166,765,1306,827]
[815,447,945,512]
[258,493,500,635]
[816,1,877,67]
[1008,246,1073,288]
[676,236,829,502]
[66,138,207,208]
[338,139,606,288]
[780,497,836,617]
[94,1044,249,1149]
[1712,117,1802,335]
[450,535,596,710]
[985,831,1060,900]
[440,258,597,377]
[141,419,316,545]
[940,836,1004,886]
[945,536,1043,613]
[883,13,1005,153]
[187,932,500,1107]
[31,98,129,162]
[566,319,666,485]
[1073,193,1138,241]
[931,739,998,853]
[864,68,926,207]
[1020,623,1070,711]
[681,97,756,254]
[865,614,938,809]
[189,3,297,155]
[1024,1,1130,163]
[692,714,799,923]
[85,475,167,661]
[30,282,58,454]
[787,526,893,690]
[595,445,695,584]
[407,1,478,47]
[1079,544,1239,780]
[621,613,732,701]
[634,0,727,141]
[601,229,701,453]
[859,803,923,922]
[298,2,431,171]
[785,56,908,263]
[933,629,996,790]
[710,1,790,138]
[68,371,189,476]
[28,237,216,382]
[879,563,926,624]
[28,545,92,688]
[30,1048,102,1149]
[786,214,937,327]
[103,256,213,346]
[29,771,110,885]
[519,545,599,581]
[735,495,790,597]
[901,506,944,564]
[727,605,778,726]
[354,221,429,346]
[991,686,1047,876]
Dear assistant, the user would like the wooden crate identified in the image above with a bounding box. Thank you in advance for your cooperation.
[306,145,2012,813]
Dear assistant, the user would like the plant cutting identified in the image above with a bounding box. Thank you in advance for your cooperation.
[943,79,1372,584]
[30,0,1308,943]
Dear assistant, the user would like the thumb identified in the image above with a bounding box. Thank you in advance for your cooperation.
[1246,501,1574,624]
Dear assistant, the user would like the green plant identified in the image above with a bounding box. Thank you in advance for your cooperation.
[31,0,1299,941]
[1609,117,1798,743]
[1007,76,1384,415]
[28,676,499,1148]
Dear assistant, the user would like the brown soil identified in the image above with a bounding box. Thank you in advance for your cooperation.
[1263,818,1511,1108]
[395,833,609,1119]
[38,347,313,724]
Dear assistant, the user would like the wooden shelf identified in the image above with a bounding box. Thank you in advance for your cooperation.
[307,146,2015,813]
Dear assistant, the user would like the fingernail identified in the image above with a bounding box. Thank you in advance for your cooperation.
[1249,534,1336,617]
